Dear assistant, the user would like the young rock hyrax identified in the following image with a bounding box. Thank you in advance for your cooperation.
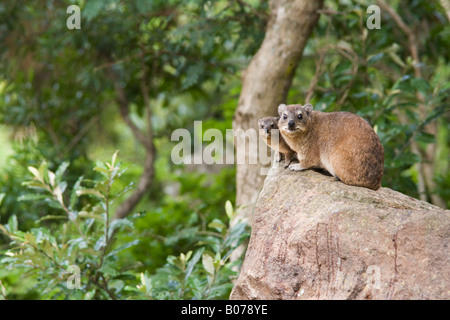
[278,103,384,190]
[258,116,296,167]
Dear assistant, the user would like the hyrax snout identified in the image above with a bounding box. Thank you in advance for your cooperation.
[278,103,312,134]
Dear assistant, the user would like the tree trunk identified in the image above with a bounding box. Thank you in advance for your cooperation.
[233,0,324,223]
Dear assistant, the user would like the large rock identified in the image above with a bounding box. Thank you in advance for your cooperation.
[230,164,450,300]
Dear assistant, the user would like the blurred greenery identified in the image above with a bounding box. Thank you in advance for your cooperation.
[0,0,448,300]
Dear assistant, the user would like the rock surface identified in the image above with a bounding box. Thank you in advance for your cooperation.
[230,164,450,300]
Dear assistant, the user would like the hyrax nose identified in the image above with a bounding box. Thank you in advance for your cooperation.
[288,120,295,129]
[265,128,270,134]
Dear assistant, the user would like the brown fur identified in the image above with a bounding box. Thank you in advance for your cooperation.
[258,116,296,167]
[278,104,384,190]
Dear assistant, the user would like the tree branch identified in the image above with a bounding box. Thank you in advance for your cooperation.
[377,0,444,207]
[66,114,100,154]
[377,0,420,75]
[106,58,156,220]
[108,68,152,150]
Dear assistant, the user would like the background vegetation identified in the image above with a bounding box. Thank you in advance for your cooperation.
[0,0,448,299]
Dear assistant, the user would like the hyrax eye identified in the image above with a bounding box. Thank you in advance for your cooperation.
[298,114,303,119]
[283,114,287,119]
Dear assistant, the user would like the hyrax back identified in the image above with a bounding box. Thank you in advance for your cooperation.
[278,104,384,190]
[258,116,296,166]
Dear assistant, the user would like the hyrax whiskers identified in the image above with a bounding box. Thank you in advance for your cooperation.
[278,104,384,190]
[258,116,296,168]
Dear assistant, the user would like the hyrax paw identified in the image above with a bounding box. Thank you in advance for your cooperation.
[284,160,293,169]
[288,163,305,172]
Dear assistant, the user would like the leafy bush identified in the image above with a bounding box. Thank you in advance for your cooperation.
[0,153,249,300]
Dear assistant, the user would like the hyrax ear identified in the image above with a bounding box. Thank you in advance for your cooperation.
[278,104,287,116]
[303,103,313,116]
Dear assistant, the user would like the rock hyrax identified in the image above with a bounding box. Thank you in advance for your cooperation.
[278,103,384,190]
[258,116,296,167]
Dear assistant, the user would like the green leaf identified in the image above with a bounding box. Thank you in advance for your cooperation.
[37,162,48,181]
[136,0,153,14]
[67,237,88,256]
[388,52,406,68]
[84,0,105,22]
[53,185,64,205]
[94,237,106,251]
[0,224,9,236]
[181,63,204,89]
[70,175,83,210]
[68,210,78,222]
[83,290,96,300]
[93,166,109,178]
[24,232,36,246]
[108,219,133,239]
[105,239,139,258]
[0,280,6,299]
[139,272,153,295]
[224,222,249,249]
[208,219,225,233]
[111,150,119,168]
[42,239,53,259]
[31,228,58,247]
[48,171,56,187]
[27,166,43,182]
[36,215,68,223]
[98,264,119,277]
[0,193,5,207]
[225,200,233,220]
[78,211,103,220]
[18,194,48,202]
[22,180,47,190]
[113,273,136,281]
[6,215,18,233]
[411,78,430,96]
[55,161,70,184]
[367,52,384,65]
[415,132,436,144]
[167,255,184,270]
[185,250,193,262]
[202,253,215,276]
[185,247,204,280]
[76,188,105,200]
[44,198,64,210]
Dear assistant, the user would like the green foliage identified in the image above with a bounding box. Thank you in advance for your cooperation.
[289,0,450,204]
[121,163,237,274]
[0,0,448,300]
[0,0,264,218]
[0,0,253,285]
[0,154,248,299]
[0,153,133,299]
[140,201,248,300]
